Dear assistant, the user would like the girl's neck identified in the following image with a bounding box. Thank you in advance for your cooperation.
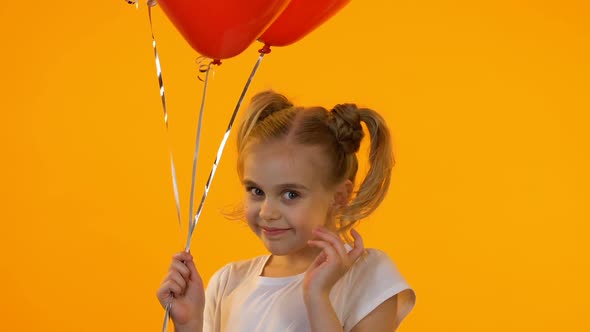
[261,247,322,277]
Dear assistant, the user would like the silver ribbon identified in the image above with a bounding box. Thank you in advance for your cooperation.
[185,53,266,251]
[146,5,184,230]
[162,61,213,332]
[162,301,172,332]
[187,59,213,252]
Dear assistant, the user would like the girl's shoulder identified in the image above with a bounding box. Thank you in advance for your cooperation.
[340,247,412,296]
[349,248,400,276]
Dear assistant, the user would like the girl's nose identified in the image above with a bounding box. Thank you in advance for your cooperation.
[259,199,280,220]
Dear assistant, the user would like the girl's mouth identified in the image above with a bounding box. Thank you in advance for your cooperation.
[261,227,291,237]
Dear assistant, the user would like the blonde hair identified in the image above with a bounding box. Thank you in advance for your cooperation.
[234,90,394,240]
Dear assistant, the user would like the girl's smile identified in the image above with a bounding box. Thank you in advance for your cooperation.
[260,226,292,238]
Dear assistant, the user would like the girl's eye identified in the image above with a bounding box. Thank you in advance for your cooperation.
[283,191,299,200]
[247,187,264,196]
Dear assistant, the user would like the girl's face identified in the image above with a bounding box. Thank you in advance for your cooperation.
[242,141,342,257]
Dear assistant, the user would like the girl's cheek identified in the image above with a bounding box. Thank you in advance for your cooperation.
[244,202,259,221]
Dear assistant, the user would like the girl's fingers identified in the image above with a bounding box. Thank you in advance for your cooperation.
[168,271,187,293]
[313,228,348,263]
[308,240,339,264]
[161,279,182,298]
[348,229,365,263]
[157,251,202,310]
[181,254,204,290]
[308,250,328,270]
[172,252,193,264]
[183,255,200,279]
[170,260,191,281]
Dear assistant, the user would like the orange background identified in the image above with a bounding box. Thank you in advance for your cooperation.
[1,0,589,331]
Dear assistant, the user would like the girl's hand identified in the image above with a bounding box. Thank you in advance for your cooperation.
[156,252,205,330]
[303,227,364,303]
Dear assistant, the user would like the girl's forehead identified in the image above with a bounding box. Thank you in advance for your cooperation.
[242,142,330,185]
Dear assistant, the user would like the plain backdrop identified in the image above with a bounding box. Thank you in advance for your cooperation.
[1,0,588,331]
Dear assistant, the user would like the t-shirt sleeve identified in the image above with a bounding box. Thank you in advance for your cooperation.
[203,264,230,332]
[342,249,416,331]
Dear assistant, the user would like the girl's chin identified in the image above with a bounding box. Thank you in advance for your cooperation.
[264,241,316,257]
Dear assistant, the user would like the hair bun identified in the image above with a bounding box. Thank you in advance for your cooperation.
[251,90,293,123]
[330,104,364,154]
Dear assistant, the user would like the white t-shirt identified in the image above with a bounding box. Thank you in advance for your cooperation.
[203,249,416,332]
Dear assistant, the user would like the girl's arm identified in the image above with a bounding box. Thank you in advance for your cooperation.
[305,292,344,332]
[305,293,399,332]
[349,295,398,332]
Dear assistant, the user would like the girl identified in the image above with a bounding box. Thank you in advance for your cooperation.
[156,91,416,332]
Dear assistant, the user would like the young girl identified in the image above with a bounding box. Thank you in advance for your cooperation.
[156,91,416,332]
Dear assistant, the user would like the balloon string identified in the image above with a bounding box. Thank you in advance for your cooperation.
[164,57,214,331]
[187,60,213,251]
[162,59,213,332]
[162,301,172,332]
[147,5,183,229]
[184,53,266,252]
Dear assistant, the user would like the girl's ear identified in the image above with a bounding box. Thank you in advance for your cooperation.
[333,179,354,210]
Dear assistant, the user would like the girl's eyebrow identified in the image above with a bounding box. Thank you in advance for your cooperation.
[242,178,309,191]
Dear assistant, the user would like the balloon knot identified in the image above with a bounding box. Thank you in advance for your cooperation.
[258,44,272,54]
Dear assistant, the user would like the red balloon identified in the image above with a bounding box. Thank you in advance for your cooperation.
[259,0,351,48]
[157,0,291,60]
